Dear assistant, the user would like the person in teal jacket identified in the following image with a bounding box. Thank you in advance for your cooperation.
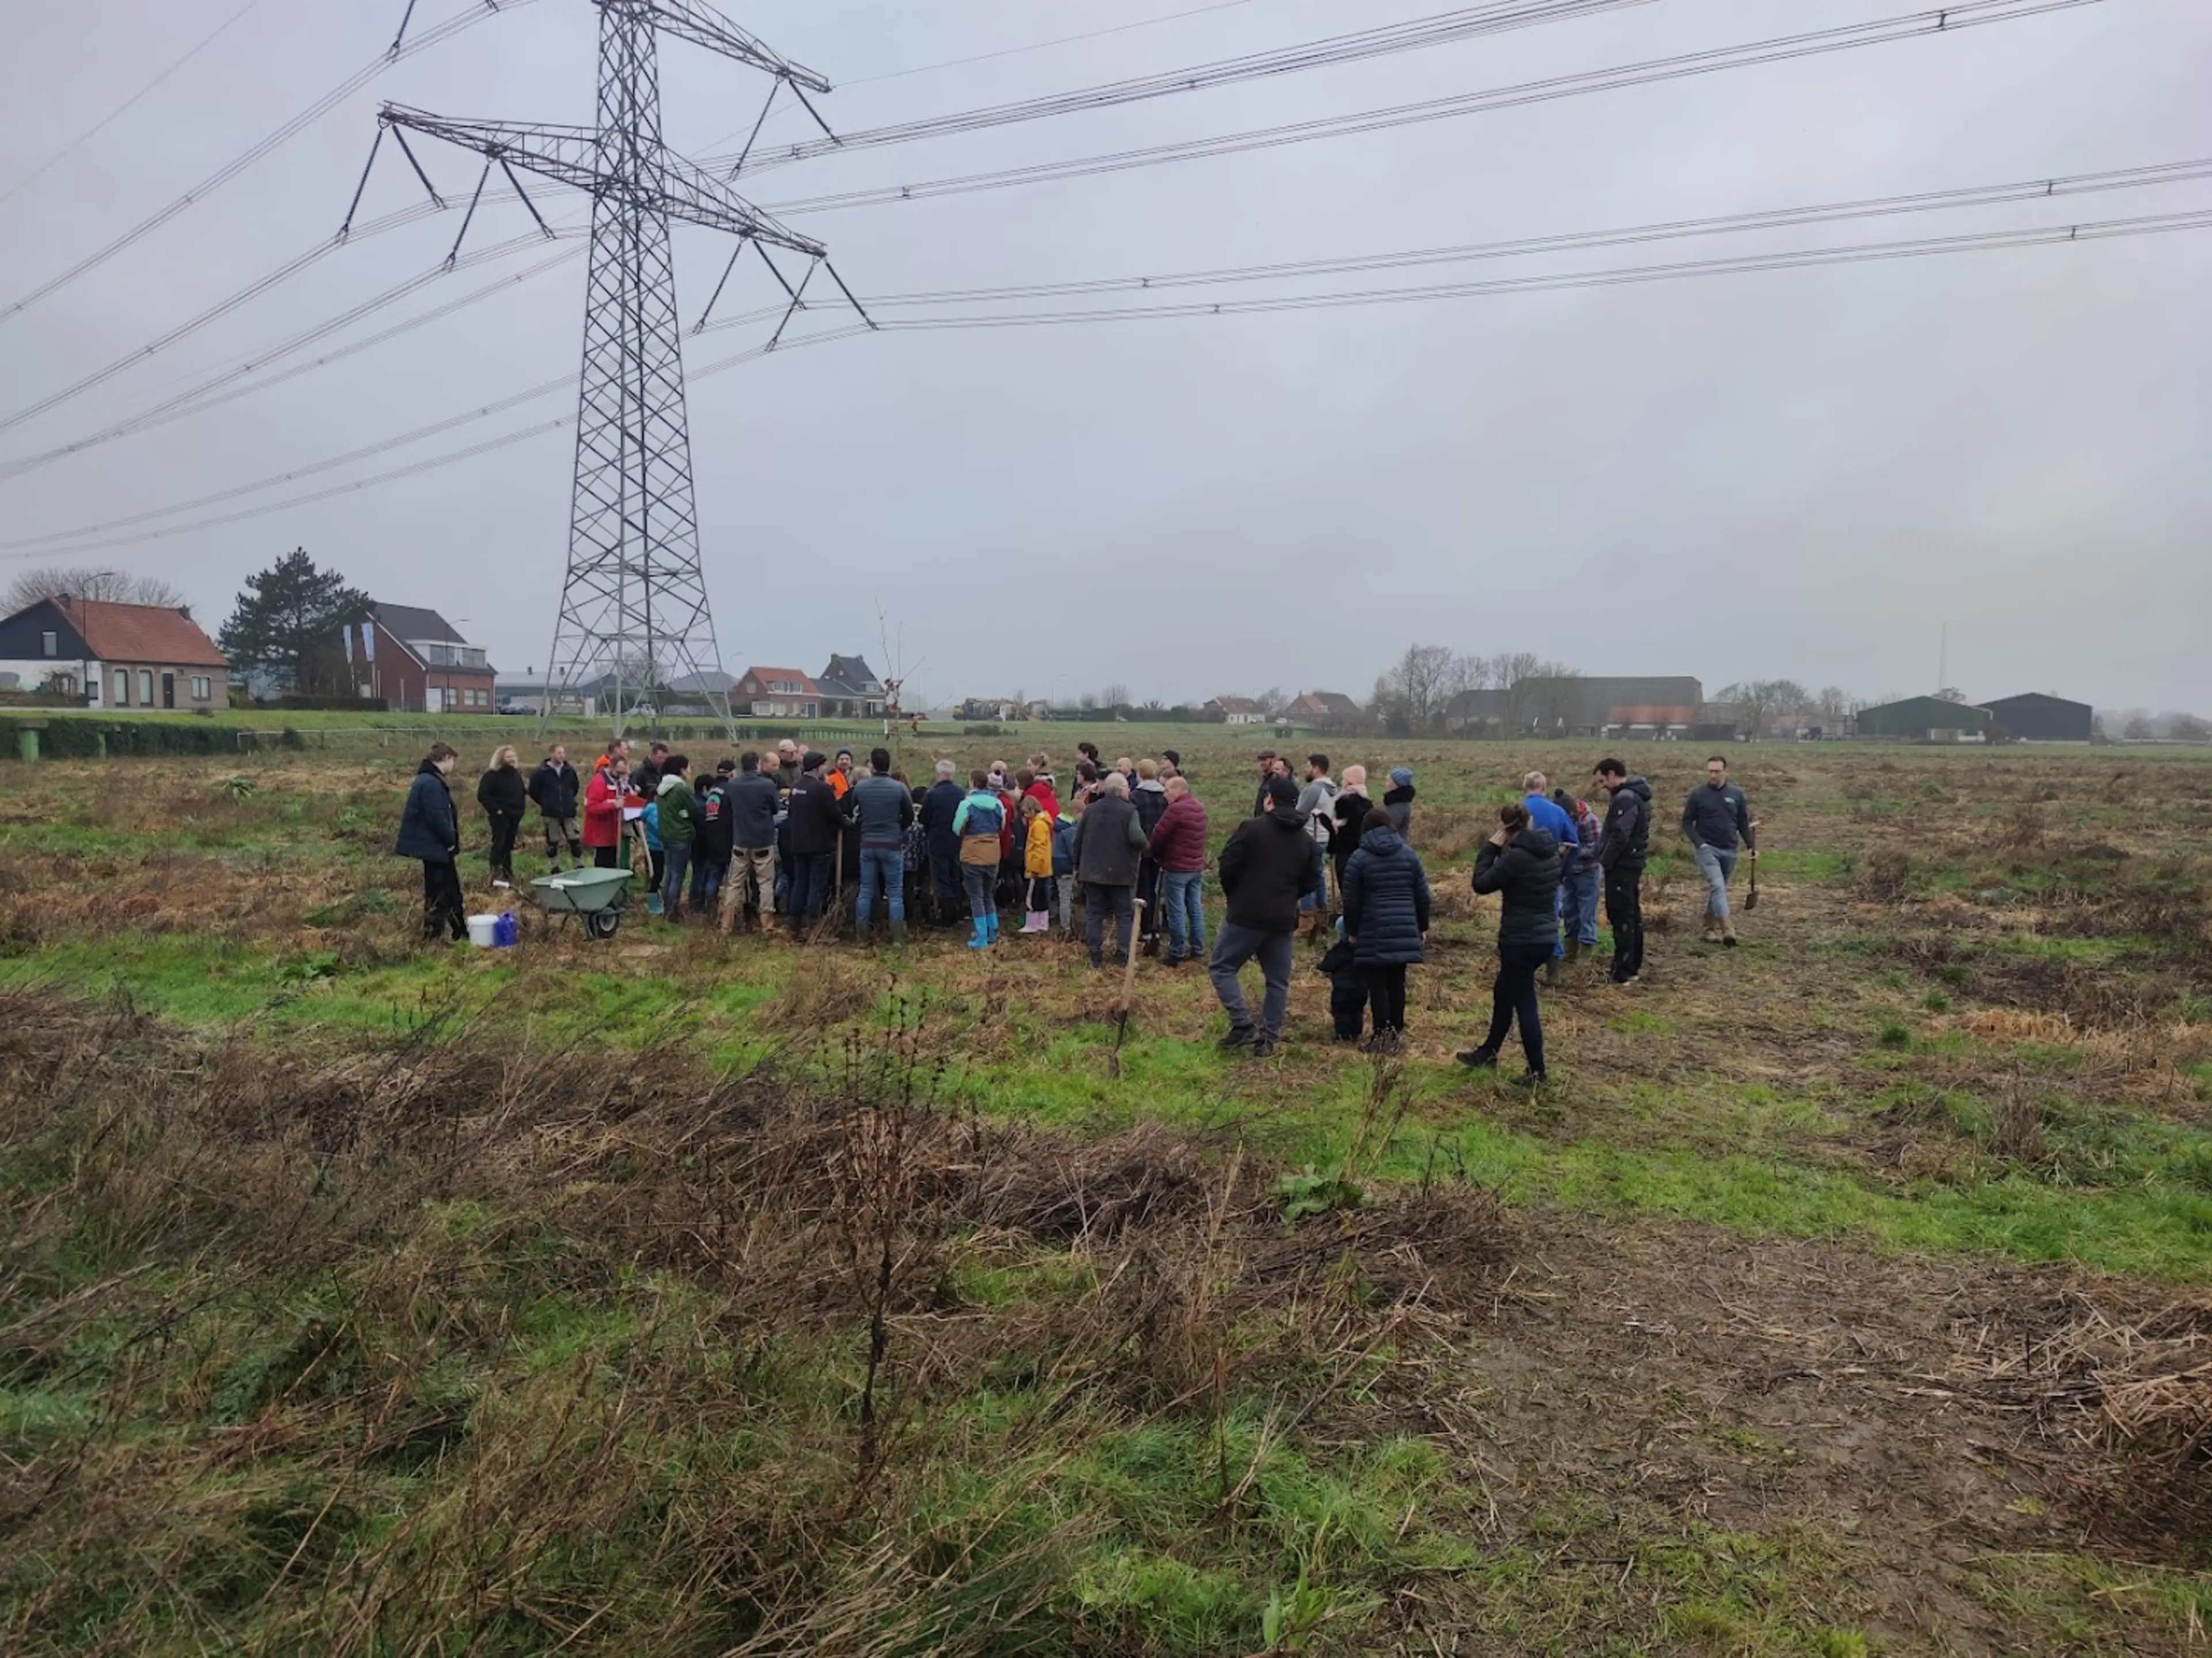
[950,772,1007,948]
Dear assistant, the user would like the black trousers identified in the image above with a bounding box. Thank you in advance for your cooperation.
[593,844,619,870]
[421,860,465,940]
[1365,963,1408,1033]
[1604,863,1645,982]
[1482,942,1550,1073]
[486,810,520,879]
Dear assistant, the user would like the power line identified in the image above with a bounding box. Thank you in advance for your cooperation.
[731,0,1656,175]
[0,0,263,210]
[1,324,866,560]
[0,229,589,482]
[749,0,2109,215]
[12,189,2205,561]
[0,0,541,329]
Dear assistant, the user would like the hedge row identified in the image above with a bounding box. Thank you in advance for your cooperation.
[0,719,249,758]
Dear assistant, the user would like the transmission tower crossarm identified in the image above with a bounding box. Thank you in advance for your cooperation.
[379,103,824,254]
[635,0,830,91]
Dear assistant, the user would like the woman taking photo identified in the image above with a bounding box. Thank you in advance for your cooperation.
[477,745,527,889]
[1459,800,1562,1086]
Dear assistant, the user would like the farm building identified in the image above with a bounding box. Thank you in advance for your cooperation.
[1854,696,1993,741]
[1285,690,1362,729]
[1516,676,1703,735]
[1206,696,1267,724]
[1983,692,2093,742]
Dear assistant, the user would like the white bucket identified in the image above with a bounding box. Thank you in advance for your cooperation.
[465,914,501,948]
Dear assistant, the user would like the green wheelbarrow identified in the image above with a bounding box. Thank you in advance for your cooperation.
[531,867,634,939]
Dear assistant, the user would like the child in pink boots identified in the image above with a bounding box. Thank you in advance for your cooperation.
[1020,796,1056,935]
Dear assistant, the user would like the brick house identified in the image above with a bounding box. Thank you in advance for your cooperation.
[334,604,497,713]
[0,595,226,711]
[816,654,887,720]
[734,666,821,719]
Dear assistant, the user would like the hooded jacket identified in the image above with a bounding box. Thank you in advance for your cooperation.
[476,765,526,820]
[1473,828,1564,953]
[1596,776,1652,871]
[654,773,698,846]
[695,776,735,862]
[1051,811,1078,877]
[1382,782,1416,836]
[1329,788,1370,863]
[952,788,1006,866]
[1340,824,1431,966]
[1217,807,1323,934]
[786,771,853,858]
[726,769,780,850]
[1131,776,1171,843]
[1073,793,1146,887]
[1024,810,1055,879]
[527,757,579,819]
[1146,791,1209,874]
[394,760,458,862]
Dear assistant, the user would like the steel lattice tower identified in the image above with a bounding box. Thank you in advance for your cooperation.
[367,1,852,734]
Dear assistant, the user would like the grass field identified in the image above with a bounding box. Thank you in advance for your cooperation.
[2,730,2207,1655]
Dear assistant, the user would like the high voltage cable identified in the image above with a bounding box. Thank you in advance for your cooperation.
[14,198,2207,560]
[0,198,463,439]
[0,0,264,210]
[731,0,1657,174]
[0,325,868,561]
[0,233,589,482]
[0,0,2093,449]
[865,157,2212,306]
[749,0,2108,215]
[0,0,541,329]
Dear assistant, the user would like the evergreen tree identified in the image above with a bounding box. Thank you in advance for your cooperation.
[217,549,371,693]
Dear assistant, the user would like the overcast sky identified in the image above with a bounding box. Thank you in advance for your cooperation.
[2,0,2206,710]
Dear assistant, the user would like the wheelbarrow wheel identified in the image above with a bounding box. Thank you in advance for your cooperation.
[585,906,622,940]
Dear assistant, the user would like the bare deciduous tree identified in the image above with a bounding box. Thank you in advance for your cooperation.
[6,565,189,615]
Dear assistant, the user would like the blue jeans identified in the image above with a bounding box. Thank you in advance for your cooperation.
[1161,869,1205,961]
[787,851,834,923]
[1556,863,1600,946]
[660,842,692,917]
[1301,853,1328,913]
[963,861,998,923]
[856,844,906,928]
[1209,921,1293,1040]
[1692,842,1738,918]
[690,853,725,912]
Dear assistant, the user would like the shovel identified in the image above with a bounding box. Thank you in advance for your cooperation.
[1743,838,1761,912]
[1108,897,1147,1078]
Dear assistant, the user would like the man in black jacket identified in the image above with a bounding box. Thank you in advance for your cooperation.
[1592,757,1652,985]
[1681,754,1756,945]
[918,759,968,926]
[1208,776,1321,1057]
[719,752,782,933]
[1073,771,1148,968]
[528,742,582,870]
[784,752,853,932]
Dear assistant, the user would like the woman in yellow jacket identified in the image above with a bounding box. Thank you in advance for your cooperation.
[1019,795,1056,935]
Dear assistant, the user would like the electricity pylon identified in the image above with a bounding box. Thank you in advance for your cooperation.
[361,1,868,735]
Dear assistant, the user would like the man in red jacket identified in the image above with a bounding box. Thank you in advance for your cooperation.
[1146,775,1209,966]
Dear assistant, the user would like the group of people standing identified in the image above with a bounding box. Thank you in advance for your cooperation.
[392,731,1759,1086]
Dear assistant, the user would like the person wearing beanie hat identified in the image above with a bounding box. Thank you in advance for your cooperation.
[1384,767,1416,836]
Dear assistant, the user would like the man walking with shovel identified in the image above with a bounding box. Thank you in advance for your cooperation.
[1681,754,1756,945]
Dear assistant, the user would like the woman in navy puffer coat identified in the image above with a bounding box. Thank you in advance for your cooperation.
[1338,807,1431,1046]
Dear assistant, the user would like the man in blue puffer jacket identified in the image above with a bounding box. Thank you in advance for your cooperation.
[1338,806,1431,1050]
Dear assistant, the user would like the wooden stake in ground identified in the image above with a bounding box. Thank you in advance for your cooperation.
[1109,898,1147,1079]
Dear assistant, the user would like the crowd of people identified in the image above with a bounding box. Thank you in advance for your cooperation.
[393,735,1759,1083]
